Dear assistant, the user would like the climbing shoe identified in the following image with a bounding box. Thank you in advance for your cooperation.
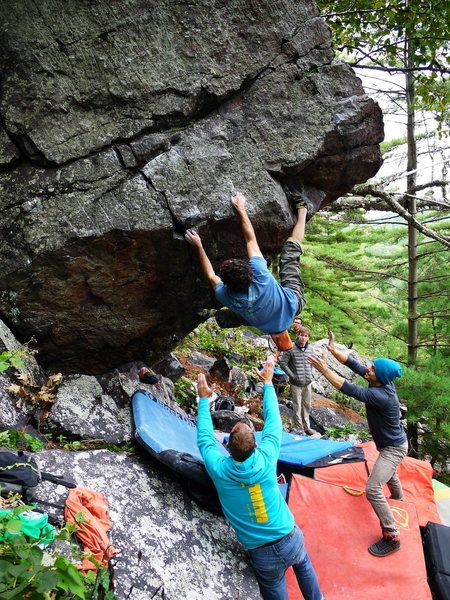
[284,185,324,221]
[138,367,161,385]
[368,532,400,557]
[289,190,309,211]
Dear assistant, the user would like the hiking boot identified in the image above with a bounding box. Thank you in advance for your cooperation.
[368,532,400,557]
[290,427,306,436]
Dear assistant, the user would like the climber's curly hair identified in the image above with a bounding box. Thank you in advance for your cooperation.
[219,259,253,293]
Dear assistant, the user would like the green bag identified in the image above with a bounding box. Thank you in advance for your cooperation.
[0,508,56,547]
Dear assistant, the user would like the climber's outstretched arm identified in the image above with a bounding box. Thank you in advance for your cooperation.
[185,229,221,289]
[231,192,263,259]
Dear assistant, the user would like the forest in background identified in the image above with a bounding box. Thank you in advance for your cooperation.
[298,0,449,471]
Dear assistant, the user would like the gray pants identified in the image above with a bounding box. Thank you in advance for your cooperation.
[279,238,306,314]
[291,383,312,432]
[365,442,408,536]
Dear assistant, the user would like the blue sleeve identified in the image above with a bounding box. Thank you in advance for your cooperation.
[197,397,223,471]
[215,282,226,301]
[345,355,369,378]
[249,256,271,284]
[341,381,385,407]
[259,384,281,460]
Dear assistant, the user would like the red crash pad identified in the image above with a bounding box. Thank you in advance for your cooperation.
[287,475,431,600]
[315,441,440,527]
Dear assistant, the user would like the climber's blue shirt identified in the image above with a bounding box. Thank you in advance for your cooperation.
[197,383,295,550]
[214,256,298,334]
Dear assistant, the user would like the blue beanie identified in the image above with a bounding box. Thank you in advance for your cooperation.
[373,358,402,385]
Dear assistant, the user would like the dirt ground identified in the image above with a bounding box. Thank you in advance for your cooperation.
[178,355,363,428]
[178,355,237,397]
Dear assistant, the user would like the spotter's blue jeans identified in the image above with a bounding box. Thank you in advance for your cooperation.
[247,526,323,600]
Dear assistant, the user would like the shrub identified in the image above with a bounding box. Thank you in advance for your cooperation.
[0,505,117,599]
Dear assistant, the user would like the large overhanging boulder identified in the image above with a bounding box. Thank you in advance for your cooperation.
[0,0,384,373]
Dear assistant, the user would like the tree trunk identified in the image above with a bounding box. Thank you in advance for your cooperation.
[405,34,419,458]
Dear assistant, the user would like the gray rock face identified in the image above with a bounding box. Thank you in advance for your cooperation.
[0,0,383,374]
[0,320,46,429]
[188,351,216,371]
[312,339,371,397]
[153,353,186,383]
[41,375,134,443]
[311,406,351,429]
[0,374,33,429]
[35,449,261,600]
[0,319,179,441]
[0,124,19,165]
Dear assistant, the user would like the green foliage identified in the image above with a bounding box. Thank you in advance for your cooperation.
[45,434,137,454]
[174,376,198,411]
[186,320,230,358]
[0,430,134,457]
[0,349,25,373]
[317,0,450,127]
[0,431,21,449]
[379,130,434,154]
[22,433,45,452]
[302,213,449,362]
[0,430,45,453]
[300,212,400,355]
[380,137,406,154]
[300,210,449,469]
[331,390,367,417]
[396,354,450,466]
[0,506,117,599]
[326,422,372,440]
[182,319,266,366]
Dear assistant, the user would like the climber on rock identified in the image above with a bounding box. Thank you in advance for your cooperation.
[185,190,321,351]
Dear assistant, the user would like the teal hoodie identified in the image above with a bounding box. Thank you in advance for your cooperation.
[197,383,295,549]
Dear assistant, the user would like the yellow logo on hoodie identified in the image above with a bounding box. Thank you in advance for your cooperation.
[248,483,268,523]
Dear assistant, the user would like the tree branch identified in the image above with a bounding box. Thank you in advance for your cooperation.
[416,310,450,319]
[316,255,408,282]
[349,63,450,75]
[348,185,450,248]
[415,180,449,194]
[327,192,450,214]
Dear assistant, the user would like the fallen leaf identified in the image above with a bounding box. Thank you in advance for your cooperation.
[7,384,23,395]
[36,390,56,403]
[16,372,34,386]
[46,373,63,388]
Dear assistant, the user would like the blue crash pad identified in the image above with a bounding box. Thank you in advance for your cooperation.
[132,391,354,475]
[255,431,354,468]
